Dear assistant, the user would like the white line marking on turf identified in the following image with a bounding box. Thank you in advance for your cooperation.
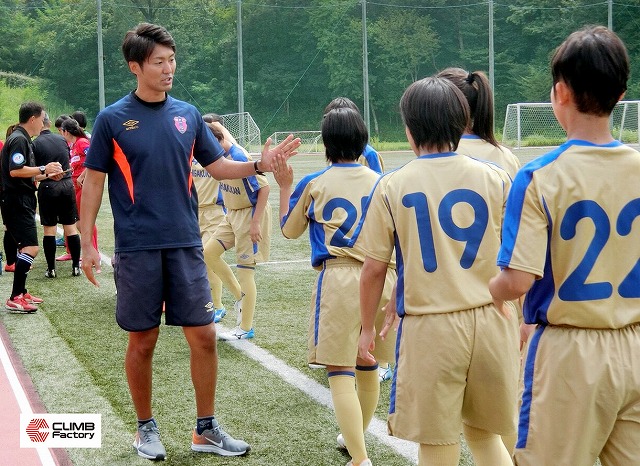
[0,331,56,466]
[218,326,418,464]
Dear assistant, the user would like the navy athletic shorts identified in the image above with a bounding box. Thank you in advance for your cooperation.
[113,247,215,331]
[38,179,78,226]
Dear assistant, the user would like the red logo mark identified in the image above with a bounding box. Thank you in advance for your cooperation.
[174,116,188,134]
[26,418,50,442]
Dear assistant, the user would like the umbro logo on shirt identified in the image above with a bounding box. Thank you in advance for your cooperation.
[122,120,139,131]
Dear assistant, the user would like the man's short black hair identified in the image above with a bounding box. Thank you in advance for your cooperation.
[122,23,176,67]
[18,101,45,124]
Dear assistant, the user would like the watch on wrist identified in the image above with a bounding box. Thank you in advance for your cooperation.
[39,165,46,175]
[254,160,265,175]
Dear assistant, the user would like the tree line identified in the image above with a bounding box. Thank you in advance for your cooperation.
[2,0,640,140]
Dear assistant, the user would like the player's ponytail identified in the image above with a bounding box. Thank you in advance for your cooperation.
[470,71,498,147]
[436,67,498,147]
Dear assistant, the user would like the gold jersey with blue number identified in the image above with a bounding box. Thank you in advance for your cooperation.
[281,163,380,267]
[498,140,640,329]
[354,152,511,316]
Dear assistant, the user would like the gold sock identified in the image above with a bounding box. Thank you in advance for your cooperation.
[237,267,256,331]
[328,373,367,464]
[208,269,224,309]
[355,365,380,430]
[203,238,242,300]
[418,443,461,466]
[463,424,513,466]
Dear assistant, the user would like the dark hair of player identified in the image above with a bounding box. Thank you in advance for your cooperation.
[321,107,368,164]
[122,23,176,67]
[202,113,223,124]
[61,118,88,139]
[71,111,88,128]
[205,122,224,142]
[400,77,470,153]
[5,124,18,139]
[323,97,360,115]
[436,67,498,147]
[55,115,70,129]
[18,101,45,124]
[551,25,628,116]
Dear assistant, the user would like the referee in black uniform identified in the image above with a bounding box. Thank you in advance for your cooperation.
[33,113,81,278]
[0,102,63,312]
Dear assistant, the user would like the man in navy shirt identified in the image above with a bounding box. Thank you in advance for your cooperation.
[80,23,298,461]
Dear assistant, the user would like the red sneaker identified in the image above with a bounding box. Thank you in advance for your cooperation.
[23,292,44,305]
[56,253,72,261]
[4,263,15,273]
[6,295,37,313]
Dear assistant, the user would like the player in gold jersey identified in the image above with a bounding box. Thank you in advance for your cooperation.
[356,77,518,466]
[490,26,640,466]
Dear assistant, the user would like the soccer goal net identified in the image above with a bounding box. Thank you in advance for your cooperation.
[502,100,640,148]
[268,131,323,154]
[221,112,261,154]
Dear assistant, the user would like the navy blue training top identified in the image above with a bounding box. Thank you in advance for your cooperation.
[86,92,225,252]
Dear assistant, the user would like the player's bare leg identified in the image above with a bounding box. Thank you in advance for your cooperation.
[125,327,160,420]
[183,323,218,416]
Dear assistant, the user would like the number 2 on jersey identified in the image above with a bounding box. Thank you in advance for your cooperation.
[559,198,640,300]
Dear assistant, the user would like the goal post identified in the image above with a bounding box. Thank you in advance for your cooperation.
[221,112,261,154]
[267,131,323,154]
[502,100,640,148]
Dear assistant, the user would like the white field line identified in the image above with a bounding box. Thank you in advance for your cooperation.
[48,221,414,460]
[0,331,56,466]
[218,326,419,464]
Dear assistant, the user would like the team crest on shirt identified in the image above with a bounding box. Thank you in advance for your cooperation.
[174,116,188,134]
[11,153,25,165]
